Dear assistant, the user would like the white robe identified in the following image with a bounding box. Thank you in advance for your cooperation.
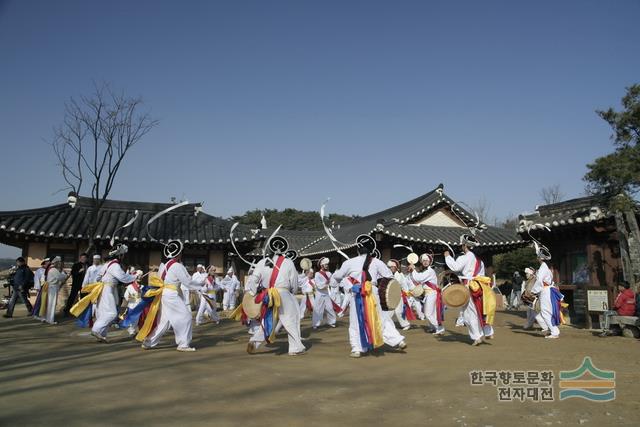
[220,274,240,310]
[312,270,337,327]
[92,261,136,337]
[123,283,142,334]
[533,262,560,337]
[143,261,202,349]
[82,264,103,287]
[45,267,68,324]
[34,267,45,291]
[196,276,221,325]
[445,251,490,340]
[247,256,305,354]
[298,274,315,318]
[332,255,405,353]
[410,268,443,333]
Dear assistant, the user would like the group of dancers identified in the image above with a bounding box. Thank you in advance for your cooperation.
[23,205,565,357]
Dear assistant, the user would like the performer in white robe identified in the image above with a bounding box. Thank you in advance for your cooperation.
[532,256,561,339]
[312,258,337,328]
[221,269,241,310]
[45,257,68,325]
[247,236,306,356]
[123,270,144,336]
[33,259,48,292]
[298,268,315,318]
[141,241,204,352]
[388,260,412,330]
[196,267,221,325]
[522,267,538,329]
[91,245,137,342]
[411,254,445,335]
[445,235,491,345]
[82,255,103,286]
[185,264,207,310]
[332,241,406,358]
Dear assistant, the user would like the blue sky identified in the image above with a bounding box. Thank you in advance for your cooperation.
[1,0,639,257]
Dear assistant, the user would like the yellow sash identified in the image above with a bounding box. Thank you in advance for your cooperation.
[135,275,178,342]
[469,276,496,325]
[39,282,49,318]
[69,282,104,318]
[364,281,384,348]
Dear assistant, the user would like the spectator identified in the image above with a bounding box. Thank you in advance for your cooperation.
[509,271,523,310]
[4,257,34,318]
[64,253,89,317]
[600,281,637,336]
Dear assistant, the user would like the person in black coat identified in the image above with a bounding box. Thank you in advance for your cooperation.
[4,257,34,318]
[64,253,89,317]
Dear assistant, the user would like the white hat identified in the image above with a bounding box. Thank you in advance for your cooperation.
[52,256,62,264]
[43,257,51,262]
[387,259,400,268]
[197,264,205,269]
[319,257,330,266]
[420,253,433,264]
[227,268,233,274]
[460,234,479,248]
[524,267,535,275]
[93,254,101,260]
[108,243,128,258]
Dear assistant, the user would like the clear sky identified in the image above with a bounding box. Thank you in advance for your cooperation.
[1,0,639,257]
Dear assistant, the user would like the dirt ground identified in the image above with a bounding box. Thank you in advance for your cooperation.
[1,305,639,427]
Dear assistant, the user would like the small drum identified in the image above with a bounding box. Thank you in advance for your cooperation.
[241,292,263,320]
[410,285,425,298]
[442,284,470,308]
[407,253,419,265]
[377,278,402,311]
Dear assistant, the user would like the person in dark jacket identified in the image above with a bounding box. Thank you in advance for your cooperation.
[64,253,89,317]
[4,257,34,318]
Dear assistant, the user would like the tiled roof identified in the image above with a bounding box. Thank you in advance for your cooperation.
[518,194,613,232]
[0,197,258,246]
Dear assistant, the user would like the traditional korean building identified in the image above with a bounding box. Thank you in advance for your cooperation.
[0,184,524,280]
[518,194,638,324]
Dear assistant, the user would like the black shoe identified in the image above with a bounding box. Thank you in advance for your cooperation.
[3,314,12,318]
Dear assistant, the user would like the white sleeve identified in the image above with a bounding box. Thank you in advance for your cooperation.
[445,254,466,273]
[110,265,137,285]
[176,265,203,290]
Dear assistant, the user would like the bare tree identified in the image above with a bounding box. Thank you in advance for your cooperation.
[470,197,496,225]
[51,82,158,251]
[540,184,565,205]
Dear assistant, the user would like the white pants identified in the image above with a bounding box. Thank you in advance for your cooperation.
[299,294,314,318]
[329,287,342,306]
[143,289,193,349]
[196,295,220,325]
[340,293,351,313]
[46,285,60,324]
[348,289,405,353]
[92,285,118,337]
[455,310,465,326]
[181,286,191,309]
[462,301,484,341]
[223,290,236,310]
[535,287,560,337]
[312,292,336,327]
[525,307,537,328]
[249,288,305,354]
[423,292,445,333]
[393,300,410,328]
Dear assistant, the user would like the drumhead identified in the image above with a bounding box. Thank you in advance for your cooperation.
[386,279,402,309]
[242,292,262,319]
[442,284,469,308]
[407,253,419,265]
[410,285,425,298]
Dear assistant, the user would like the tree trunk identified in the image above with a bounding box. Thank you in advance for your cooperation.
[614,211,633,288]
[623,209,640,291]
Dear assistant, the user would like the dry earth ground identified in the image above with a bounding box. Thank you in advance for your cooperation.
[1,306,639,427]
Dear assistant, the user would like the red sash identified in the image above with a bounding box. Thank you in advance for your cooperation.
[426,281,444,325]
[161,259,177,281]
